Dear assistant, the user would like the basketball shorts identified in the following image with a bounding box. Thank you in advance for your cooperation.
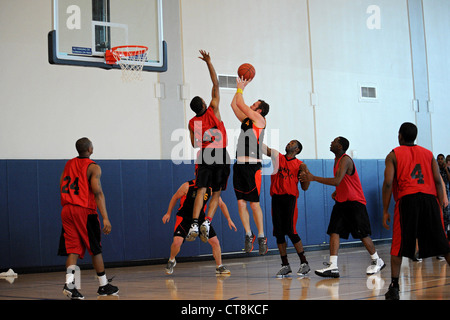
[58,204,102,259]
[271,194,299,239]
[391,193,450,259]
[327,200,372,240]
[173,210,216,240]
[195,148,230,192]
[233,162,262,202]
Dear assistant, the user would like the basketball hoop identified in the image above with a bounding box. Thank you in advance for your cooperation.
[105,45,148,82]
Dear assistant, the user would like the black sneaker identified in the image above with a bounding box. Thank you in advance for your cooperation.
[63,284,85,300]
[97,283,119,296]
[385,284,400,300]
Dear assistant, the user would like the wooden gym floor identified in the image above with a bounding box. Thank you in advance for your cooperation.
[0,243,448,301]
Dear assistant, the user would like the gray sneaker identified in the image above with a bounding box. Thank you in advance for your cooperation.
[297,263,310,276]
[165,259,176,275]
[276,265,292,278]
[216,265,231,275]
[258,236,268,255]
[244,233,256,253]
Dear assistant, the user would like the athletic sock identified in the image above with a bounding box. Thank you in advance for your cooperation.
[330,255,338,267]
[97,271,108,287]
[205,216,212,223]
[193,218,198,225]
[370,252,379,260]
[246,231,253,237]
[297,251,307,264]
[281,255,289,266]
[258,233,265,238]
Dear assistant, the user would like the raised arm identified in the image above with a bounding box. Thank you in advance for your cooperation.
[199,50,220,115]
[231,92,248,122]
[233,77,266,128]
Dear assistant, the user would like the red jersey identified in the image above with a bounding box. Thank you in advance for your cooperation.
[189,107,227,149]
[60,157,97,210]
[392,145,437,201]
[270,153,302,198]
[334,154,366,205]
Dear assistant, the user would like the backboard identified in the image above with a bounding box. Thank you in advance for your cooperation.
[49,0,167,72]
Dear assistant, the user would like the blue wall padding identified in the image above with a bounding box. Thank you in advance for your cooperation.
[0,159,392,270]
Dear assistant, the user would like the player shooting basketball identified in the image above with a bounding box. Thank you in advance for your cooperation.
[231,76,270,255]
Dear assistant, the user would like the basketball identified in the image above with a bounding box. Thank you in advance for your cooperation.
[238,63,256,81]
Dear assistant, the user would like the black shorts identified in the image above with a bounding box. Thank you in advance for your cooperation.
[391,193,450,259]
[271,194,299,237]
[195,148,230,192]
[233,162,262,202]
[327,201,372,240]
[173,210,217,240]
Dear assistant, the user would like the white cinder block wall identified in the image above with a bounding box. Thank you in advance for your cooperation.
[1,0,449,160]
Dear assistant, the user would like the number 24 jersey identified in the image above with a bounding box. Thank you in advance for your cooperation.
[60,157,97,210]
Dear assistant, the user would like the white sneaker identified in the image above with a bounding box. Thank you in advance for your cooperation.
[186,223,199,241]
[366,258,386,275]
[315,262,340,278]
[199,220,210,243]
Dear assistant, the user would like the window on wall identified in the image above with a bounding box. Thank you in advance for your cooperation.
[92,0,111,53]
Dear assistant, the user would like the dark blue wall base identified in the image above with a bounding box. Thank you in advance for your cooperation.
[0,159,393,271]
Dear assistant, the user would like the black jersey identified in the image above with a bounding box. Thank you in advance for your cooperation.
[177,180,212,217]
[236,117,265,160]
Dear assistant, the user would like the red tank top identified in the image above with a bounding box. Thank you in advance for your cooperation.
[392,145,436,200]
[270,154,302,198]
[189,107,227,149]
[334,154,366,205]
[60,157,97,210]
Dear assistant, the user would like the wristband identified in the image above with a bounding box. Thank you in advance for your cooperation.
[236,88,243,94]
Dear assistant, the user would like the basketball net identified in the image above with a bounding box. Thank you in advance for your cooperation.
[106,46,148,82]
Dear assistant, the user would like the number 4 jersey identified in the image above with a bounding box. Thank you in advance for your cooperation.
[392,145,437,201]
[60,157,97,210]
